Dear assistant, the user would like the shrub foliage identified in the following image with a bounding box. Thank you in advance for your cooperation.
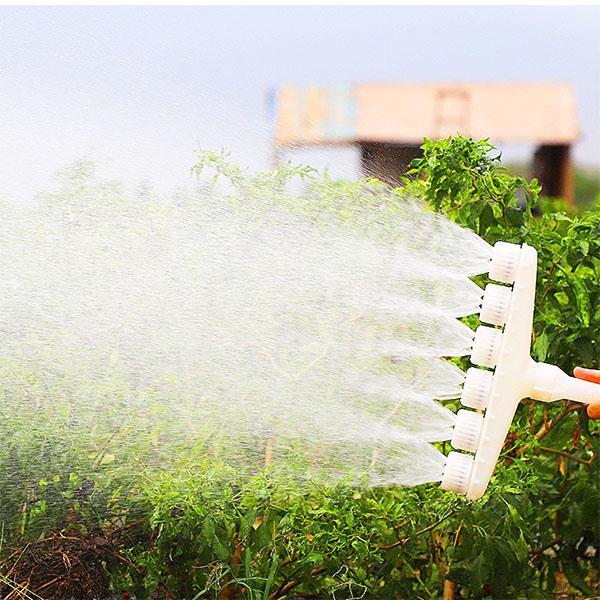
[0,137,598,599]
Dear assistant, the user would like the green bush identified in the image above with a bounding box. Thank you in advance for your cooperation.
[0,137,597,599]
[574,165,600,208]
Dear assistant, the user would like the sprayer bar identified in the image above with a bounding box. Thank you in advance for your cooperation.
[442,240,599,499]
[466,243,600,500]
[466,243,537,500]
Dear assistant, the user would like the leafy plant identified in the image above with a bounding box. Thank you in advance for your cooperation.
[0,137,597,599]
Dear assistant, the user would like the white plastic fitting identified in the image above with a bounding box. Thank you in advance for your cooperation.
[489,241,520,284]
[460,367,493,410]
[451,409,484,453]
[441,451,473,494]
[442,241,600,500]
[471,326,503,368]
[480,283,512,327]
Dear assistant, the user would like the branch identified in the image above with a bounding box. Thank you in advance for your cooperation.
[538,446,593,466]
[529,537,562,556]
[269,565,326,599]
[33,576,61,595]
[379,510,456,551]
[535,404,582,443]
[515,403,582,459]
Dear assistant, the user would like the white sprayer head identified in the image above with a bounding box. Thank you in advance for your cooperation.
[441,451,473,495]
[451,409,484,453]
[489,241,520,284]
[471,325,502,368]
[460,367,493,410]
[480,283,512,327]
[441,240,600,500]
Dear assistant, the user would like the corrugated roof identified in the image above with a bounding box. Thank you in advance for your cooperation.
[274,83,579,146]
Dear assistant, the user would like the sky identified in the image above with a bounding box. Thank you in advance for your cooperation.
[0,6,599,201]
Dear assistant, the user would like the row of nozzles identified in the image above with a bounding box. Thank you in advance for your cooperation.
[442,242,521,492]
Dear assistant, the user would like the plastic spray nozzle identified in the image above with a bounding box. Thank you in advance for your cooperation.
[460,368,493,410]
[442,241,600,500]
[480,283,512,327]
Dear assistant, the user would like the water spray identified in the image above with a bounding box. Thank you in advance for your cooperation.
[1,170,595,496]
[441,241,600,500]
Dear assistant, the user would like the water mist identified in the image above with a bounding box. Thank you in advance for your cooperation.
[0,159,494,499]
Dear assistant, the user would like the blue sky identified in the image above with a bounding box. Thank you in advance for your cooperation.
[0,6,598,201]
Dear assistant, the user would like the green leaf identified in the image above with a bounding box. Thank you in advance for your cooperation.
[533,331,550,362]
[554,291,569,306]
[570,277,591,326]
[479,203,494,235]
[505,206,524,227]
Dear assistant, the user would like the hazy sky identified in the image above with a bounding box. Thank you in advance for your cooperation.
[1,6,599,201]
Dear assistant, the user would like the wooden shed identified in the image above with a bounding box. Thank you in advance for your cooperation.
[273,83,579,203]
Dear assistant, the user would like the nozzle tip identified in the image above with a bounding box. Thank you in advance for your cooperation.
[451,409,484,453]
[490,241,521,284]
[471,326,503,369]
[480,283,512,327]
[461,367,493,410]
[441,451,473,495]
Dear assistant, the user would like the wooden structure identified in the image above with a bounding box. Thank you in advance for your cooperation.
[273,83,579,203]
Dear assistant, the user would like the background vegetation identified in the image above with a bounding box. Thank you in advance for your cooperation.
[0,137,598,599]
[506,161,600,211]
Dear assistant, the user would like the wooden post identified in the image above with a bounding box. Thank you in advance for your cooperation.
[532,144,574,206]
